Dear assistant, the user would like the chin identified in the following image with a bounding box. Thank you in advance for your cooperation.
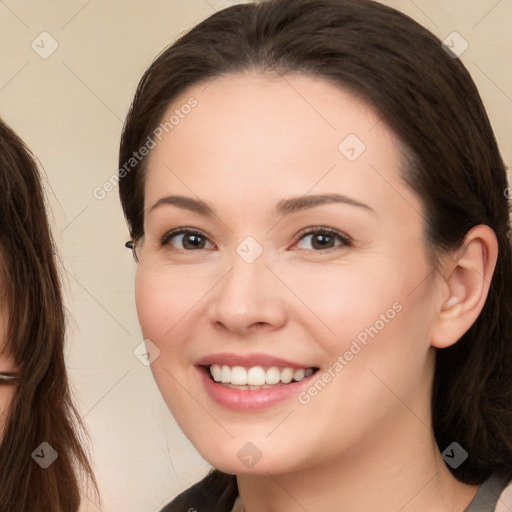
[192,438,304,476]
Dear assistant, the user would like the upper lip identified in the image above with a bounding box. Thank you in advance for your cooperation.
[195,352,317,369]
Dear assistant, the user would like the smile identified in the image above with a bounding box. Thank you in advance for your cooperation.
[197,363,321,410]
[207,364,318,389]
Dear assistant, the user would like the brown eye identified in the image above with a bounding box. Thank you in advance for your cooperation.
[161,229,215,250]
[295,228,351,251]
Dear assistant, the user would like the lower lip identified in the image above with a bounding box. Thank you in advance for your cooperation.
[197,366,317,411]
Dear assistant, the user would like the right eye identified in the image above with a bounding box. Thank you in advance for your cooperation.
[160,228,216,251]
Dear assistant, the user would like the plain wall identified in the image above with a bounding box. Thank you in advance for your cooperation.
[0,1,511,510]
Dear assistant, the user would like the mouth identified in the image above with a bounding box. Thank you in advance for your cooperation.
[200,364,320,391]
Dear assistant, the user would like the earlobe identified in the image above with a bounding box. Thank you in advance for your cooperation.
[431,225,498,349]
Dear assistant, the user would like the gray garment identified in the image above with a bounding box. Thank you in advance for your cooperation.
[161,469,510,512]
[464,473,510,512]
[232,473,511,512]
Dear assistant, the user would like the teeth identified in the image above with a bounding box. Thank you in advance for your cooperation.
[248,366,266,385]
[209,364,315,386]
[266,367,281,385]
[211,364,222,382]
[294,368,305,381]
[231,366,247,385]
[281,368,294,384]
[221,365,231,383]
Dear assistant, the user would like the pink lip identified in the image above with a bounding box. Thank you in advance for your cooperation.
[195,352,315,369]
[197,366,318,411]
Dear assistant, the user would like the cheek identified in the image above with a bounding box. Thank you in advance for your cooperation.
[134,264,215,371]
[273,261,406,353]
[307,266,435,423]
[135,266,191,344]
[0,387,15,439]
[0,333,17,441]
[135,267,195,415]
[285,254,434,379]
[135,269,167,340]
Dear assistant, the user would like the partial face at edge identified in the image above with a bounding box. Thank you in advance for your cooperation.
[0,278,19,442]
[134,72,442,475]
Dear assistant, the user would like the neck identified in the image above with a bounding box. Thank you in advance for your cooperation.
[236,412,479,512]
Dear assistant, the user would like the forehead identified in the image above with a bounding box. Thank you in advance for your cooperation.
[144,71,417,220]
[149,71,394,160]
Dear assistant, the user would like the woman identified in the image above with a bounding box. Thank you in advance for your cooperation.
[0,119,98,511]
[119,0,512,510]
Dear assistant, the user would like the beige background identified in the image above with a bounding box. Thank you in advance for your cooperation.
[0,0,511,511]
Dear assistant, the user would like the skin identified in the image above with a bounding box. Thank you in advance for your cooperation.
[0,303,18,440]
[134,72,497,511]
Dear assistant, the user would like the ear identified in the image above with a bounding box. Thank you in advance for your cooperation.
[430,225,498,349]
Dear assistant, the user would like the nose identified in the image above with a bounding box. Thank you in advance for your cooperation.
[208,249,288,336]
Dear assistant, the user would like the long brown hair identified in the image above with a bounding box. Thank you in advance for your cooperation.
[0,118,98,511]
[119,0,512,487]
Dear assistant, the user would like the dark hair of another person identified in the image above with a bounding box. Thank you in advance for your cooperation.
[118,0,512,489]
[0,119,98,511]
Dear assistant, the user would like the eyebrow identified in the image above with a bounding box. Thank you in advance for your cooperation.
[148,193,375,217]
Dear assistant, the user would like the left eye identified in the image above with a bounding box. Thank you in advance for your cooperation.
[294,228,351,251]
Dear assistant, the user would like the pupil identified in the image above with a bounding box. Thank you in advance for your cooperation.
[184,234,203,249]
[313,234,332,249]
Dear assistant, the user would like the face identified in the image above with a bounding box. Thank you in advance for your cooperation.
[0,293,18,440]
[135,72,443,475]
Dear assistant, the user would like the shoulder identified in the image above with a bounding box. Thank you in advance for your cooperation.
[467,472,512,512]
[159,469,238,512]
[488,473,512,512]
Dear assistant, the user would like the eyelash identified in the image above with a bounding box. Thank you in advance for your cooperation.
[159,226,352,252]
